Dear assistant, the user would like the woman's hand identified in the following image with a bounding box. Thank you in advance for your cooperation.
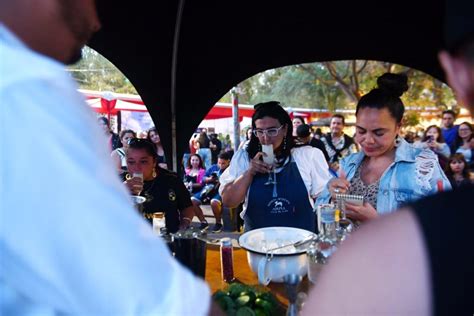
[124,176,143,195]
[248,152,272,176]
[427,140,440,150]
[328,170,350,199]
[345,201,378,222]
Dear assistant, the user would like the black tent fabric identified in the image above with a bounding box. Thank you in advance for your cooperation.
[89,0,446,170]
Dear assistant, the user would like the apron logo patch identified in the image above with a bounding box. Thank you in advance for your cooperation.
[268,198,291,214]
[168,189,176,201]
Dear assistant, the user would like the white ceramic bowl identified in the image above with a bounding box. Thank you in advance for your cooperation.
[238,227,316,285]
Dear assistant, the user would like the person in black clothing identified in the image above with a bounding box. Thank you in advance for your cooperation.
[295,124,330,162]
[123,138,195,233]
[98,116,122,152]
[209,133,222,165]
[303,2,473,315]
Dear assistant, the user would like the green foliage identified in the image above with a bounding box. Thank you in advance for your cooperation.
[403,111,421,127]
[69,47,456,121]
[219,60,456,114]
[67,46,137,94]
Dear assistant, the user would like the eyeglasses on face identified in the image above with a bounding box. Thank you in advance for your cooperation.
[253,125,284,137]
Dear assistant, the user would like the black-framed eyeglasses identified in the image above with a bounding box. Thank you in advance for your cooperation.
[252,125,284,137]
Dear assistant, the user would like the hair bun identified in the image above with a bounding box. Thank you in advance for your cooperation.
[377,73,409,97]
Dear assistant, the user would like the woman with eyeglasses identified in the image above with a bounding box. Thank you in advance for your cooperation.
[453,122,473,169]
[219,101,331,232]
[111,129,136,175]
[123,138,195,233]
[317,73,451,223]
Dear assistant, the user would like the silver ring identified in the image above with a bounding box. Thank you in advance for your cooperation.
[334,188,340,193]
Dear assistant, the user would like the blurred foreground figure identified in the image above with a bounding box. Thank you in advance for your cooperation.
[0,1,211,314]
[303,1,473,315]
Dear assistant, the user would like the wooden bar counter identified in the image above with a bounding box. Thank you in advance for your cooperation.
[204,245,311,306]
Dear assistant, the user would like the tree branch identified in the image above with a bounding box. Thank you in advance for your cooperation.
[356,60,368,74]
[352,61,360,98]
[323,62,358,103]
[297,64,333,85]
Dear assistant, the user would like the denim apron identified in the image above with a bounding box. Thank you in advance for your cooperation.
[244,157,314,232]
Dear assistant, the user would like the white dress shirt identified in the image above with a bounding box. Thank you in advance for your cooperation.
[0,24,209,315]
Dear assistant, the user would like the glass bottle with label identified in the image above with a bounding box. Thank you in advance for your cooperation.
[152,212,166,236]
[317,203,337,242]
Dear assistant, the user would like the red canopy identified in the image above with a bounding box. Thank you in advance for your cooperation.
[80,90,257,120]
[80,90,323,121]
[204,102,255,120]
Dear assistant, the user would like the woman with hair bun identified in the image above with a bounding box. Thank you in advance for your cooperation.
[317,73,450,223]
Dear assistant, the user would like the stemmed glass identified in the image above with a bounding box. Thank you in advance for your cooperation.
[262,144,277,185]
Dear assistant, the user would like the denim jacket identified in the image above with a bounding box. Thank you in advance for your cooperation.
[316,138,451,214]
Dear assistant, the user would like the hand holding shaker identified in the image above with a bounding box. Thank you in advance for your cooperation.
[220,238,235,282]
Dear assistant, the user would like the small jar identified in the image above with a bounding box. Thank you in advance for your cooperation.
[220,237,235,282]
[152,212,166,235]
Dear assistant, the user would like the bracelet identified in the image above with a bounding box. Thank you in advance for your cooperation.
[181,217,192,223]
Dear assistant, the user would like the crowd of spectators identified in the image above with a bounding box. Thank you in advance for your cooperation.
[101,89,472,233]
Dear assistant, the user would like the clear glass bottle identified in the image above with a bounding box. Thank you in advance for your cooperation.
[220,237,235,282]
[307,240,336,285]
[317,204,337,242]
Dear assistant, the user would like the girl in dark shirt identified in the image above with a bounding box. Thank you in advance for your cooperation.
[123,138,195,233]
[445,153,472,189]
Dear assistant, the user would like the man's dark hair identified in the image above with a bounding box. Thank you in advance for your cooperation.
[218,151,232,161]
[331,114,346,125]
[442,109,456,118]
[296,124,311,138]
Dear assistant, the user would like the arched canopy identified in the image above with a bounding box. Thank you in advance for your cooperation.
[89,0,446,170]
